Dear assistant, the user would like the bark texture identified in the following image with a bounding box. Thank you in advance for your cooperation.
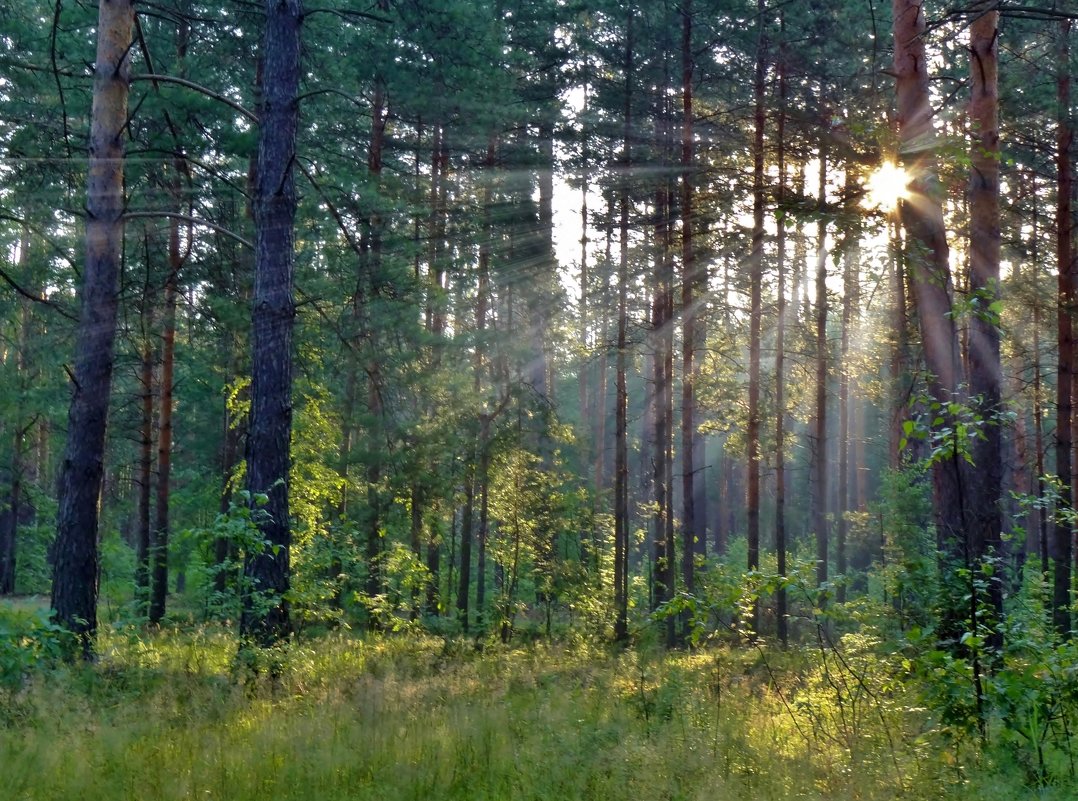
[966,2,1004,649]
[613,15,633,643]
[1054,16,1074,637]
[746,0,766,635]
[893,0,966,574]
[51,0,135,657]
[241,0,303,646]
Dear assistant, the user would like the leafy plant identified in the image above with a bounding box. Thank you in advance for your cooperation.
[0,606,68,690]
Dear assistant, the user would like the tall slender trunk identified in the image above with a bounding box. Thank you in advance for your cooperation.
[646,73,672,651]
[1030,171,1048,569]
[837,172,858,603]
[889,216,909,468]
[424,124,449,616]
[679,0,698,619]
[241,0,303,646]
[149,180,181,624]
[52,0,135,656]
[364,378,383,611]
[459,138,496,631]
[476,413,492,627]
[893,0,965,554]
[774,13,788,645]
[966,2,1004,650]
[135,303,154,609]
[1,420,25,596]
[364,78,387,616]
[651,185,672,622]
[746,0,767,636]
[813,146,829,591]
[1,264,32,594]
[593,197,613,575]
[1054,15,1074,638]
[613,15,633,643]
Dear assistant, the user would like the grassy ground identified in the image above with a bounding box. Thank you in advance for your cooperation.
[0,614,1072,801]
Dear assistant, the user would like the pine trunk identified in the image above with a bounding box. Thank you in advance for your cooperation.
[613,15,633,643]
[149,191,180,624]
[135,315,154,610]
[1054,16,1074,638]
[813,147,829,591]
[774,14,788,645]
[679,0,698,615]
[51,0,134,657]
[966,2,1004,649]
[893,0,966,609]
[241,0,302,646]
[746,0,766,636]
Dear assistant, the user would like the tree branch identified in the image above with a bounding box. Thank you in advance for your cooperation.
[305,8,392,24]
[123,211,253,249]
[129,73,258,122]
[0,267,77,321]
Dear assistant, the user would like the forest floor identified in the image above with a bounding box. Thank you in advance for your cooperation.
[1,605,1073,801]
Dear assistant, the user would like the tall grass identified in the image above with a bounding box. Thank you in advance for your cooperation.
[0,626,1072,801]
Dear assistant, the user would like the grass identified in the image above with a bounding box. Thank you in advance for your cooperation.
[1,617,1075,801]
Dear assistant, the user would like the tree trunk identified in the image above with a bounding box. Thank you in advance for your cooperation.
[774,13,788,645]
[893,0,966,587]
[613,14,633,644]
[364,78,388,617]
[135,303,154,611]
[1,290,32,595]
[241,0,302,647]
[3,231,34,596]
[593,199,613,574]
[966,2,1004,650]
[458,138,495,632]
[423,124,449,617]
[679,0,698,622]
[889,216,908,468]
[837,171,858,603]
[1054,15,1074,638]
[51,0,135,657]
[746,0,766,636]
[649,51,677,647]
[149,183,181,625]
[476,413,492,627]
[1,421,24,596]
[813,146,829,592]
[1029,171,1049,570]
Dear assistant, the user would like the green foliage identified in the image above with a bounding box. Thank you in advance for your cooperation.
[875,467,936,632]
[907,564,1078,788]
[13,523,53,595]
[99,531,136,617]
[0,605,68,690]
[354,541,429,632]
[181,494,282,625]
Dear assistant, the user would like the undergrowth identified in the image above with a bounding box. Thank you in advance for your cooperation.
[3,618,1074,801]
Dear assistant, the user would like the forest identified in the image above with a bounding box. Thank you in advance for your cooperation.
[1,0,1077,798]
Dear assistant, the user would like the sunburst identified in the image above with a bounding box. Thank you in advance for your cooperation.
[864,162,911,213]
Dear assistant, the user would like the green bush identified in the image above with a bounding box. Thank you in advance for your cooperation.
[14,523,53,595]
[0,606,68,689]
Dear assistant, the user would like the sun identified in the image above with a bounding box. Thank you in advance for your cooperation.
[864,161,911,213]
